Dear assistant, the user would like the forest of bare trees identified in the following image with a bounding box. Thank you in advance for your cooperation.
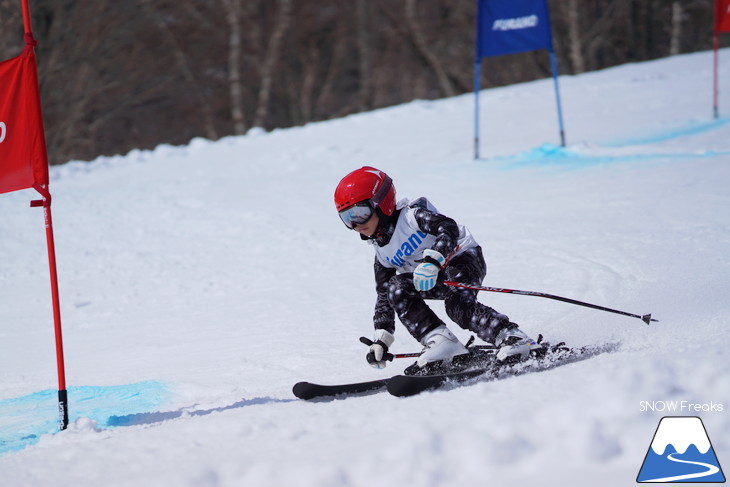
[0,0,726,165]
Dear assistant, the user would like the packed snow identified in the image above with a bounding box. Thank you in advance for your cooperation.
[1,49,729,486]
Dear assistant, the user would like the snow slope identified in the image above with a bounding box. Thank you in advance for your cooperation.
[1,49,729,486]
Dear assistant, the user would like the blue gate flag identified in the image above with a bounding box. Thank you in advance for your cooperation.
[477,0,554,58]
[473,0,565,159]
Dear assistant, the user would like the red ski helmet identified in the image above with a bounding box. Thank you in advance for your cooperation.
[334,166,396,216]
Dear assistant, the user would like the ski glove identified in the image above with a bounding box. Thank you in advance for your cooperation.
[413,249,445,292]
[360,329,395,369]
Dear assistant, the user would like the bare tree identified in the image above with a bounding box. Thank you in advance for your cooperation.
[139,0,218,141]
[0,0,23,60]
[670,1,683,56]
[1,0,723,166]
[357,0,374,112]
[297,39,320,124]
[564,0,585,73]
[583,0,622,72]
[316,12,357,119]
[252,0,292,129]
[221,0,246,135]
[404,0,455,98]
[39,1,123,162]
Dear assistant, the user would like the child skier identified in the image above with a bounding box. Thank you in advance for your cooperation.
[334,166,542,371]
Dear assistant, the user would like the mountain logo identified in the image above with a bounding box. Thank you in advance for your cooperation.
[637,416,726,483]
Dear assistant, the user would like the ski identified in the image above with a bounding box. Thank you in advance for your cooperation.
[293,342,619,400]
[292,377,390,400]
[292,345,495,400]
[387,342,619,397]
[387,367,490,397]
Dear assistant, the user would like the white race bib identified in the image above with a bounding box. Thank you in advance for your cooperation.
[373,198,477,272]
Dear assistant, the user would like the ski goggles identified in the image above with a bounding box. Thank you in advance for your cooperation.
[339,202,374,229]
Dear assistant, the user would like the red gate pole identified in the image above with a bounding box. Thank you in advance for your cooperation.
[20,0,31,32]
[31,185,68,430]
[22,0,69,431]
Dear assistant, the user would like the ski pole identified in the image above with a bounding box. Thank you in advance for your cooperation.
[359,337,495,361]
[390,352,420,360]
[443,281,658,325]
[359,337,418,361]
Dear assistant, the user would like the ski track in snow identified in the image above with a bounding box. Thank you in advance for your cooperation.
[0,49,729,486]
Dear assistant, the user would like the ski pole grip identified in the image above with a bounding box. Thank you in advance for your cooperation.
[360,336,395,362]
[366,351,395,364]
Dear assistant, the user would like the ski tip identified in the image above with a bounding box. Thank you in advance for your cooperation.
[641,314,658,325]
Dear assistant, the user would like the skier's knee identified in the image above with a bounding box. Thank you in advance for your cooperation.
[444,291,478,328]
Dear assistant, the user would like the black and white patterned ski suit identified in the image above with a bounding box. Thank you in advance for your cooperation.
[369,199,512,343]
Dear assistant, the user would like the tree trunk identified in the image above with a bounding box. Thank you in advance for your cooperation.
[670,1,683,56]
[566,0,585,74]
[314,18,349,119]
[357,0,373,112]
[221,0,246,135]
[404,0,455,98]
[298,42,320,124]
[139,0,218,141]
[252,0,292,129]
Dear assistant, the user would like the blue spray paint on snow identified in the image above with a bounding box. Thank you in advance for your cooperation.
[0,381,170,456]
[490,117,730,168]
[605,117,730,147]
[493,143,730,169]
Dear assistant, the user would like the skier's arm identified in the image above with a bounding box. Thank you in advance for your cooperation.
[413,208,460,258]
[367,258,396,369]
[411,208,458,291]
[373,258,396,334]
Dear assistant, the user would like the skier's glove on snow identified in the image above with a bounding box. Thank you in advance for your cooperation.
[413,249,445,292]
[360,330,395,369]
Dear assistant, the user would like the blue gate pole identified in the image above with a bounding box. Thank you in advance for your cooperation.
[549,50,566,147]
[474,58,481,159]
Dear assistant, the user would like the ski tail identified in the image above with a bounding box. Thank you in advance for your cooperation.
[293,378,389,400]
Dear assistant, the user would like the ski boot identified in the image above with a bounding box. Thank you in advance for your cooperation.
[405,325,469,375]
[494,324,544,364]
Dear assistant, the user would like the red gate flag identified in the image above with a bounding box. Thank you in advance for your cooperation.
[718,0,730,33]
[5,0,69,432]
[0,44,49,195]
